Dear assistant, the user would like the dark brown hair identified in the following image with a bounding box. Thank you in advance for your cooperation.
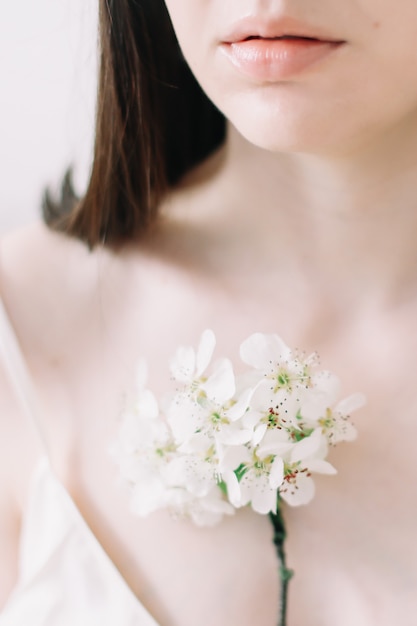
[43,0,225,248]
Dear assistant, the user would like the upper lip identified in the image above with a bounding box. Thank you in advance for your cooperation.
[221,15,345,44]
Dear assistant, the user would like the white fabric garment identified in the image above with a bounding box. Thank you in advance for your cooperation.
[0,297,160,626]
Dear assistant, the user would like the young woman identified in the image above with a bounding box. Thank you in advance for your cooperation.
[1,1,417,624]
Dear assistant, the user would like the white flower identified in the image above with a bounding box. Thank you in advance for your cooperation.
[164,485,235,527]
[129,470,170,517]
[112,376,171,485]
[278,428,337,506]
[240,379,305,445]
[221,445,284,515]
[321,393,365,444]
[240,333,292,372]
[167,357,252,449]
[111,364,178,516]
[240,333,316,393]
[114,330,364,526]
[294,374,365,445]
[170,329,216,384]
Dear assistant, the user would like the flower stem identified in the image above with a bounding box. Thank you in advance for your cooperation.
[269,503,294,626]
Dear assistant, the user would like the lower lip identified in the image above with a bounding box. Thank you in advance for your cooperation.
[221,38,344,81]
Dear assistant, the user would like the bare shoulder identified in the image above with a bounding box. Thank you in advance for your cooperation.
[1,222,107,339]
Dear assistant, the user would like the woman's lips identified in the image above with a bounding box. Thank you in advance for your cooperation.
[220,36,345,82]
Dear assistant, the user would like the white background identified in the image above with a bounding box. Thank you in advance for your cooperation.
[0,0,98,232]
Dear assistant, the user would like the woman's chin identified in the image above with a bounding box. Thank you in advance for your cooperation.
[220,95,345,156]
[228,117,339,157]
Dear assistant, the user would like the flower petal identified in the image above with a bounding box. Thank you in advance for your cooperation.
[290,428,323,463]
[223,470,241,507]
[219,445,251,473]
[216,427,253,446]
[280,473,316,506]
[308,459,337,475]
[251,485,278,515]
[136,389,159,420]
[335,392,366,415]
[253,423,268,447]
[196,329,216,378]
[170,345,196,382]
[130,477,166,516]
[202,358,235,404]
[168,394,204,443]
[269,456,284,490]
[257,429,294,457]
[240,333,291,370]
[227,386,255,421]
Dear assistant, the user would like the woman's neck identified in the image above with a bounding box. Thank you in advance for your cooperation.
[202,122,417,311]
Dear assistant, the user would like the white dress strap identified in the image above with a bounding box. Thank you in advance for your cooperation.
[0,295,50,457]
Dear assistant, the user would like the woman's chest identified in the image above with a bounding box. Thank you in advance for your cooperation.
[59,356,417,626]
[37,279,417,626]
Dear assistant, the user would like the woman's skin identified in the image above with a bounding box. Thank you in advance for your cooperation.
[1,1,417,624]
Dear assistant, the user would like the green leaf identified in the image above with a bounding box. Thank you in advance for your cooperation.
[234,463,248,482]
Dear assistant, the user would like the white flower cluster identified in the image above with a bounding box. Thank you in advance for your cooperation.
[113,330,365,526]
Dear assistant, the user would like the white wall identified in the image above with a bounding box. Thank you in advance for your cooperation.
[0,0,98,232]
